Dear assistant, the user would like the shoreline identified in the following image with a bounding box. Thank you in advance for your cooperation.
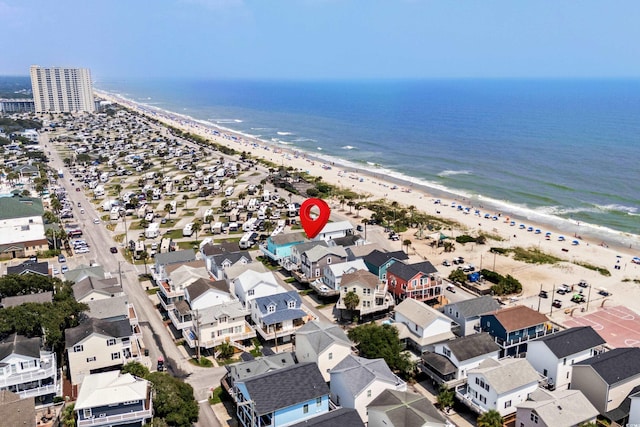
[95,89,640,255]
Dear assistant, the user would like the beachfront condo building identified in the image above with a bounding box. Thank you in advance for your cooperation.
[29,66,95,113]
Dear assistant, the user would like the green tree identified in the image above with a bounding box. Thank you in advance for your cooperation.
[448,269,468,284]
[347,323,414,376]
[477,409,503,427]
[436,385,455,412]
[402,239,412,253]
[147,372,199,427]
[164,203,173,221]
[342,291,360,318]
[216,342,235,360]
[61,403,76,427]
[121,361,150,378]
[191,220,202,244]
[139,251,149,275]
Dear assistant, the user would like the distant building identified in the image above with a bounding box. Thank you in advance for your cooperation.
[0,197,47,260]
[30,66,95,113]
[0,98,35,113]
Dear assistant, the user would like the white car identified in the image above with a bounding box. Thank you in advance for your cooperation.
[52,267,60,275]
[93,218,100,224]
[75,247,90,254]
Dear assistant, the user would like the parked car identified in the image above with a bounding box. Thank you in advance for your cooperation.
[75,247,90,254]
[52,267,60,275]
[61,265,68,274]
[552,299,562,308]
[93,218,100,224]
[539,290,548,299]
[58,254,66,263]
[110,247,118,254]
[557,284,570,295]
[446,285,456,293]
[571,294,585,303]
[442,260,451,267]
[577,280,589,288]
[157,357,165,372]
[598,288,611,297]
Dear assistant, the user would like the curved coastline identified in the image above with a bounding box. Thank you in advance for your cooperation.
[95,88,640,254]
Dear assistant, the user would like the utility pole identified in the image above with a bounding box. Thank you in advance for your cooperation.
[118,261,123,288]
[550,284,556,316]
[586,283,592,312]
[537,283,542,312]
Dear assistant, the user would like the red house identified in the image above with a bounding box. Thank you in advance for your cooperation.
[387,260,441,303]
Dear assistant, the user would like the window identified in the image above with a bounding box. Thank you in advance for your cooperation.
[479,395,486,404]
[367,390,372,397]
[107,338,116,346]
[530,413,538,423]
[485,383,489,391]
[443,348,451,357]
[73,345,83,352]
[327,257,332,264]
[288,300,296,309]
[303,404,309,414]
[86,357,96,362]
[328,352,333,360]
[83,409,92,419]
[475,377,480,385]
[543,369,548,376]
[316,397,322,407]
[111,352,121,360]
[567,372,570,379]
[248,289,255,296]
[563,358,567,365]
[504,400,511,408]
[267,304,276,313]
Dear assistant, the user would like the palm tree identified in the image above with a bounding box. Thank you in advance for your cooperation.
[139,251,149,275]
[114,183,123,201]
[477,409,503,427]
[164,203,172,221]
[402,239,412,254]
[343,291,360,321]
[436,385,455,413]
[191,220,202,245]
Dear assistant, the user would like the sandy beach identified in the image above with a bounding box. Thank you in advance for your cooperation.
[97,90,640,317]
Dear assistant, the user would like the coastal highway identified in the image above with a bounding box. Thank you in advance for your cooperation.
[43,132,224,427]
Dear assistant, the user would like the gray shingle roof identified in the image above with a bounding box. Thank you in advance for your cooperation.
[211,251,251,267]
[239,362,329,415]
[420,352,456,376]
[289,408,364,427]
[295,321,352,355]
[446,333,500,362]
[227,352,296,382]
[154,249,196,267]
[534,326,605,358]
[0,334,41,360]
[254,291,305,325]
[368,389,446,427]
[6,261,49,276]
[395,298,451,328]
[201,241,241,256]
[86,295,129,320]
[576,347,640,385]
[269,231,307,246]
[72,276,121,300]
[363,250,409,268]
[65,318,131,348]
[443,295,501,319]
[0,390,35,427]
[471,358,540,394]
[330,355,404,397]
[517,388,599,427]
[198,300,248,324]
[186,278,228,301]
[387,260,438,281]
[1,291,53,307]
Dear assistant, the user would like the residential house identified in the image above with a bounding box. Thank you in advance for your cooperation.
[336,269,395,319]
[65,318,136,385]
[1,291,52,308]
[571,347,640,424]
[86,295,133,322]
[169,278,231,330]
[515,388,598,427]
[72,276,123,303]
[157,260,209,311]
[392,298,455,353]
[235,362,330,427]
[295,320,353,382]
[0,334,59,400]
[74,371,152,427]
[329,355,407,423]
[345,244,381,262]
[317,259,367,297]
[526,326,606,391]
[221,352,297,404]
[314,220,354,242]
[261,231,307,267]
[290,241,328,271]
[182,300,255,351]
[64,264,106,285]
[329,234,366,248]
[153,249,196,282]
[630,389,640,427]
[289,408,364,427]
[420,333,500,387]
[209,251,252,280]
[386,260,442,303]
[300,245,348,281]
[0,390,35,427]
[222,261,269,283]
[6,261,49,276]
[441,296,501,337]
[367,389,449,427]
[362,250,409,282]
[455,358,541,419]
[250,290,310,342]
[232,270,285,309]
[480,305,552,357]
[0,197,47,260]
[200,240,241,272]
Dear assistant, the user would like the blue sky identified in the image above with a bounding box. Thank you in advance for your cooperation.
[1,0,639,80]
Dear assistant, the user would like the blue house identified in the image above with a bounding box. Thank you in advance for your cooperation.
[261,232,307,269]
[480,305,554,357]
[235,362,330,427]
[362,250,409,281]
[74,370,152,427]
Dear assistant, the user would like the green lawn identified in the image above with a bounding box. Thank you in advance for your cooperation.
[164,229,184,239]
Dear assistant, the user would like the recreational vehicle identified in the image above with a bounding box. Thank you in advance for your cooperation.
[183,222,194,237]
[225,186,235,197]
[145,223,160,239]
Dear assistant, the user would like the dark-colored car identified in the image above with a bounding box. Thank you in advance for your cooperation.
[577,280,589,288]
[552,299,562,308]
[157,357,165,372]
[446,285,456,293]
[110,247,118,254]
[539,290,548,299]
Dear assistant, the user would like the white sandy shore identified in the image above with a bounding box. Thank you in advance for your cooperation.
[98,90,640,318]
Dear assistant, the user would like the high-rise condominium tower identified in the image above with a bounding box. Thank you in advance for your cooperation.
[30,66,95,113]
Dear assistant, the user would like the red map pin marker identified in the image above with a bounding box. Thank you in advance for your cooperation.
[300,198,331,239]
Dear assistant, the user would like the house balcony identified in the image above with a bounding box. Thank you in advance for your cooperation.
[128,303,139,327]
[183,322,256,350]
[14,381,60,400]
[0,353,57,389]
[254,320,303,341]
[77,407,153,427]
[167,308,193,331]
[455,384,487,415]
[493,326,558,348]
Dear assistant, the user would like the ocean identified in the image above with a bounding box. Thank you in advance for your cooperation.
[5,76,640,245]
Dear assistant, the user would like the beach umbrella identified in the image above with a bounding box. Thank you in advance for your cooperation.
[572,240,579,245]
[558,236,565,241]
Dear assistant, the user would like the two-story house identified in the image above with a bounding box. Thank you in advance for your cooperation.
[362,250,409,282]
[480,305,553,357]
[515,388,598,427]
[200,240,241,273]
[441,296,501,337]
[420,333,500,387]
[250,290,310,343]
[290,241,328,272]
[526,326,606,391]
[300,246,348,281]
[6,261,49,277]
[235,362,330,427]
[169,278,231,331]
[318,259,367,297]
[329,354,407,423]
[367,389,448,427]
[72,276,123,303]
[260,231,307,269]
[0,334,59,401]
[571,347,640,424]
[183,300,255,352]
[456,358,541,421]
[314,220,354,242]
[74,371,153,427]
[0,196,48,259]
[153,249,196,283]
[65,318,136,385]
[294,320,353,382]
[392,298,455,353]
[222,261,269,283]
[0,390,35,426]
[232,270,285,309]
[157,260,210,311]
[386,260,441,303]
[209,251,252,280]
[336,269,395,320]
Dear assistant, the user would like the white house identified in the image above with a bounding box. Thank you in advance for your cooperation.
[526,326,606,391]
[392,298,455,353]
[322,259,367,290]
[336,269,394,319]
[515,388,598,427]
[232,270,285,308]
[456,358,541,418]
[157,260,210,310]
[295,321,353,382]
[182,300,255,351]
[314,220,354,242]
[330,355,407,423]
[0,197,48,259]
